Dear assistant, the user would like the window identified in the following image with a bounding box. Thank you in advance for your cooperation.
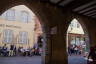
[6,10,15,21]
[70,23,74,28]
[77,23,80,28]
[18,31,28,43]
[1,12,7,19]
[3,29,13,43]
[20,11,29,23]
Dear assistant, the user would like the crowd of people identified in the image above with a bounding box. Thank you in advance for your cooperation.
[0,44,42,57]
[68,45,96,63]
[68,45,83,56]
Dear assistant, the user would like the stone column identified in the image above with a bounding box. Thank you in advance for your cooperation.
[49,24,68,64]
[42,26,52,64]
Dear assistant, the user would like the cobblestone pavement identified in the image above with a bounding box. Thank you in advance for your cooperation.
[0,55,88,64]
[0,56,42,64]
[68,55,87,64]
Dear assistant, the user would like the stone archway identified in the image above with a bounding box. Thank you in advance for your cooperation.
[64,11,96,64]
[66,18,90,64]
[0,1,96,64]
[65,12,91,49]
[67,17,90,50]
[0,1,51,64]
[0,0,69,64]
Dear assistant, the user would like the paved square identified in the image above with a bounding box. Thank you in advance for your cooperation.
[0,56,42,64]
[68,56,87,64]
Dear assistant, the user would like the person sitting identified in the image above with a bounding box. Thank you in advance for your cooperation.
[88,46,96,64]
[2,44,8,56]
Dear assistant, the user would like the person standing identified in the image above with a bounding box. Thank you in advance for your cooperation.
[2,44,8,56]
[13,45,17,56]
[9,44,14,56]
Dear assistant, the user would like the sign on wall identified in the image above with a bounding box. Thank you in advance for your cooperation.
[0,24,21,29]
[51,26,57,34]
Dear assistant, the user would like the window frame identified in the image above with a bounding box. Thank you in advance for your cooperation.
[18,31,28,44]
[3,29,13,43]
[20,11,29,23]
[5,9,15,21]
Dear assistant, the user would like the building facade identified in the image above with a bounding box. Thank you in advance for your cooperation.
[0,5,42,48]
[67,19,86,50]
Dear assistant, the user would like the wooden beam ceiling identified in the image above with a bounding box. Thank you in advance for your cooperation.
[50,0,61,3]
[40,0,96,19]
